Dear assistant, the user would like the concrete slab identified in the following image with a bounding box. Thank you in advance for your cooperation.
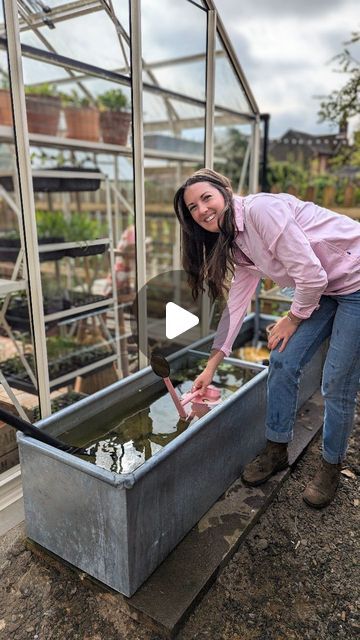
[28,391,324,639]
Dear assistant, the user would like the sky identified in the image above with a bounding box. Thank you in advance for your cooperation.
[215,0,359,139]
[11,0,359,144]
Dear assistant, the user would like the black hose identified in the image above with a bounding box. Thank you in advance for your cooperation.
[0,406,89,456]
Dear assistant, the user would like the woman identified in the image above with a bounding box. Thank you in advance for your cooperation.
[174,168,360,508]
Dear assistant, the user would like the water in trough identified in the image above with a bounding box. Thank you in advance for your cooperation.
[60,358,258,474]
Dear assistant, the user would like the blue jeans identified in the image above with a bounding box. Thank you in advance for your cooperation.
[266,290,360,463]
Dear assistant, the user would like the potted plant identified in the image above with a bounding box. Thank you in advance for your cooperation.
[62,90,100,142]
[0,72,12,127]
[98,88,131,146]
[25,83,61,136]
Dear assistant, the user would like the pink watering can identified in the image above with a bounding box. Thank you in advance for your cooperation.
[150,352,221,420]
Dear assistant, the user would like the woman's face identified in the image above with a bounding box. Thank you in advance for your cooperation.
[184,181,226,233]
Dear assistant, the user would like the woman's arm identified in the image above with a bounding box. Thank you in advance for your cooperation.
[212,267,260,356]
[193,268,260,392]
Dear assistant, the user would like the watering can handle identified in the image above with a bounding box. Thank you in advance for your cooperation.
[0,406,87,454]
[180,388,203,406]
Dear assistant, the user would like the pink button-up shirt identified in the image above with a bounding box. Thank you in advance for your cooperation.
[213,193,360,356]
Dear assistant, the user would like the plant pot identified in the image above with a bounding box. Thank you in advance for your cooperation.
[64,106,100,141]
[100,110,131,145]
[0,89,12,126]
[25,95,61,136]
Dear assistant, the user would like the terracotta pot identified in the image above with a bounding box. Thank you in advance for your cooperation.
[100,110,131,145]
[25,95,61,135]
[0,89,12,126]
[64,106,100,141]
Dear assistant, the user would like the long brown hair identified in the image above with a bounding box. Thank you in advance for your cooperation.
[173,168,237,301]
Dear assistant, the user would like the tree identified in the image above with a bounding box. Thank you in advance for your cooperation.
[318,31,360,174]
[266,160,310,196]
[318,30,360,127]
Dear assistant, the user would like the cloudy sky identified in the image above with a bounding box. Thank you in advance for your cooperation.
[215,0,359,139]
[15,0,358,143]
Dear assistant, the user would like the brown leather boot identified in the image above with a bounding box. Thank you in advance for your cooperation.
[241,440,289,487]
[303,459,342,509]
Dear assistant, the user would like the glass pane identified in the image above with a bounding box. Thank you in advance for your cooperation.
[143,93,205,163]
[142,0,207,100]
[215,36,253,114]
[0,4,39,473]
[19,2,130,74]
[214,117,253,195]
[0,0,137,443]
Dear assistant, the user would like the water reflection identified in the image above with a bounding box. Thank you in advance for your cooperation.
[67,362,258,475]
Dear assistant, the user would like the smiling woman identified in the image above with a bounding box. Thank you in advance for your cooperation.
[174,166,360,509]
[174,168,237,303]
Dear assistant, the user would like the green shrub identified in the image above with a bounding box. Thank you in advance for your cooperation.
[60,90,93,109]
[65,213,106,241]
[25,83,59,97]
[35,210,106,241]
[36,210,66,238]
[98,89,129,112]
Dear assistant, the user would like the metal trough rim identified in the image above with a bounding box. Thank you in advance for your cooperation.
[17,364,268,489]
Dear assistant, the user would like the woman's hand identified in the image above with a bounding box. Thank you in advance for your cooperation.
[192,367,214,395]
[267,316,298,352]
[192,349,224,394]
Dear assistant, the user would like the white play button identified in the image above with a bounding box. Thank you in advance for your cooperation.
[165,302,199,340]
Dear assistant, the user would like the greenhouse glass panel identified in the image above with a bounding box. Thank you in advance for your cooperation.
[143,91,206,151]
[215,35,253,115]
[10,1,136,412]
[0,3,43,471]
[18,1,130,76]
[141,0,207,101]
[213,118,253,195]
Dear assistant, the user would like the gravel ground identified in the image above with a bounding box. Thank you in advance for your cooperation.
[0,395,359,640]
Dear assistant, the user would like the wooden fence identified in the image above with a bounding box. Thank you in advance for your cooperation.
[270,183,358,209]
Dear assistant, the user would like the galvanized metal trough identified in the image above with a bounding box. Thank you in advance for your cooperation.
[18,313,325,596]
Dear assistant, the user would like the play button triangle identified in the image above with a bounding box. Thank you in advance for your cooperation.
[165,302,199,340]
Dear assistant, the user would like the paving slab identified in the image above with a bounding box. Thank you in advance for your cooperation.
[28,391,324,639]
